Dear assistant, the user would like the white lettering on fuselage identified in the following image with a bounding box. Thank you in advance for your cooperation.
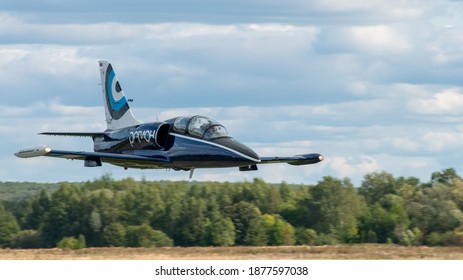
[129,129,156,147]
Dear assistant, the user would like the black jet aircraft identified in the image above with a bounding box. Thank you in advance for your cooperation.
[15,61,323,178]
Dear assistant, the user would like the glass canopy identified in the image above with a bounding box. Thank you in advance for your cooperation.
[172,115,229,140]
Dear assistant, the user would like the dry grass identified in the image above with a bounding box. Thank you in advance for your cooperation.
[1,244,463,260]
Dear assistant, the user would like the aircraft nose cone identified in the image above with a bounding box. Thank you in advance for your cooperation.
[212,138,260,163]
[240,144,260,162]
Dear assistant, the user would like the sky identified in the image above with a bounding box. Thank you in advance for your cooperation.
[2,0,463,185]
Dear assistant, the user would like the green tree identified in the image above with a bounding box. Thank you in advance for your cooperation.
[295,228,317,245]
[244,217,268,246]
[102,222,127,247]
[451,179,463,211]
[426,232,443,246]
[126,224,173,247]
[21,190,51,230]
[0,203,20,247]
[281,222,296,245]
[369,200,407,243]
[78,234,86,248]
[88,211,103,245]
[358,208,377,243]
[177,197,210,246]
[441,227,463,246]
[56,234,85,250]
[407,183,463,235]
[40,183,86,247]
[152,182,187,240]
[261,214,295,246]
[226,201,266,245]
[209,217,235,246]
[10,230,42,249]
[431,168,461,185]
[300,177,364,242]
[279,182,295,203]
[120,183,165,225]
[359,171,398,205]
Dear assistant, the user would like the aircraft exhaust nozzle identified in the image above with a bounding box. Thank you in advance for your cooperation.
[14,145,51,158]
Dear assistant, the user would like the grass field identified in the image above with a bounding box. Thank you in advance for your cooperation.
[1,244,463,260]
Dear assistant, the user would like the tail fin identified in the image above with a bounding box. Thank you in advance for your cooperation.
[99,60,140,130]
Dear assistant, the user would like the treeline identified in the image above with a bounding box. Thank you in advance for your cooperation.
[1,169,463,249]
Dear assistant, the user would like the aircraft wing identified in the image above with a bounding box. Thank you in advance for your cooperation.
[47,150,170,162]
[40,132,106,137]
[259,153,324,166]
[15,145,171,168]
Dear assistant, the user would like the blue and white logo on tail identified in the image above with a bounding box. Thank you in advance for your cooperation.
[99,60,140,130]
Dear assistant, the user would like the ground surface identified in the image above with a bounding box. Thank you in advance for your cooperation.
[1,244,463,260]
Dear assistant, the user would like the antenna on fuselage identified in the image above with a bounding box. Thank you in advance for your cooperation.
[189,169,195,179]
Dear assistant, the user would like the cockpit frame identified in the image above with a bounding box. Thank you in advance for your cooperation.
[171,115,229,140]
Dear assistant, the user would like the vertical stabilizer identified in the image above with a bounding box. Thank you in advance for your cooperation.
[99,60,140,130]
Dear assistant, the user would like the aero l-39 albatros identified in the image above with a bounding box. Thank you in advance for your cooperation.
[15,61,323,178]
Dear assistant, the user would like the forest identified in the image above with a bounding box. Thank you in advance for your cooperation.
[1,168,463,249]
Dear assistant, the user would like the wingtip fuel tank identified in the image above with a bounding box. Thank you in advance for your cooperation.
[14,145,51,158]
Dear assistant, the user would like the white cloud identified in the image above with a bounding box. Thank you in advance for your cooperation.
[427,26,463,64]
[408,89,463,115]
[326,156,380,179]
[422,130,463,152]
[48,102,101,117]
[0,103,43,118]
[318,25,413,55]
[311,0,430,20]
[347,25,412,54]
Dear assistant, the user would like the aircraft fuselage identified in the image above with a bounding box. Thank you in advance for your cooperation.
[93,119,261,170]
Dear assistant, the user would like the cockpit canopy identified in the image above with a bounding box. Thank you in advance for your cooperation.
[171,115,229,140]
